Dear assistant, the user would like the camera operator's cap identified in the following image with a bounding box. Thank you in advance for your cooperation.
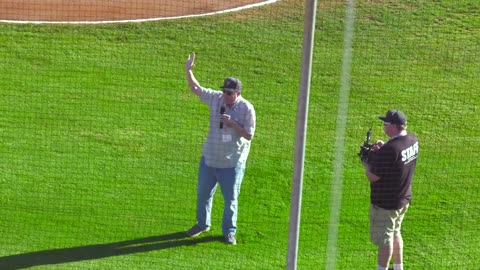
[379,109,407,125]
[220,77,242,92]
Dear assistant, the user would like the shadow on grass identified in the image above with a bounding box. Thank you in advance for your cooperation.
[0,232,223,270]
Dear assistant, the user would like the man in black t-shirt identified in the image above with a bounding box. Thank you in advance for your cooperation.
[363,110,419,270]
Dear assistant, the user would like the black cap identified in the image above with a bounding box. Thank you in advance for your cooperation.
[379,109,407,125]
[220,77,242,92]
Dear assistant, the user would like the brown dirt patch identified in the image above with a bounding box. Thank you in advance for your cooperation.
[0,0,266,22]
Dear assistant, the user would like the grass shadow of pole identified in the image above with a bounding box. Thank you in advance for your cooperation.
[0,232,223,270]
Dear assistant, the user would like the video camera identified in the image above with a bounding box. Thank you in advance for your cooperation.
[358,125,373,162]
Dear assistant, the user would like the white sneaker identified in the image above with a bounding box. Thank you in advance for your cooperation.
[225,233,237,245]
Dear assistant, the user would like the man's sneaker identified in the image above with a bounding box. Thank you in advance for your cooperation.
[225,233,237,245]
[186,225,210,237]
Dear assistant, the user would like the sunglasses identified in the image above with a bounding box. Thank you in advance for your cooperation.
[222,89,237,96]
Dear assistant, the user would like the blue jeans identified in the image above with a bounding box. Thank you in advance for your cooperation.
[196,156,246,236]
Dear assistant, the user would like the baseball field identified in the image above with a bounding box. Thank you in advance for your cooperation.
[0,0,478,269]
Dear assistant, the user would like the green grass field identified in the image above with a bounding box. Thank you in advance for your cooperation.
[0,0,479,269]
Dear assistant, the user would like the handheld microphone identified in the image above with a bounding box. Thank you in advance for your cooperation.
[220,106,226,129]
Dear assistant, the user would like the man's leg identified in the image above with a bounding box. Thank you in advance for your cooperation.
[196,157,218,229]
[378,244,393,268]
[392,234,404,269]
[392,204,408,270]
[370,205,395,269]
[217,163,245,236]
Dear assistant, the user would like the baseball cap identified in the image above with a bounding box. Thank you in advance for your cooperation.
[379,109,407,125]
[220,77,242,92]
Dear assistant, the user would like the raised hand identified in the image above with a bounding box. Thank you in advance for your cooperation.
[185,52,195,72]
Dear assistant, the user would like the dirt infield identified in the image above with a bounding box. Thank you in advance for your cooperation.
[0,0,268,22]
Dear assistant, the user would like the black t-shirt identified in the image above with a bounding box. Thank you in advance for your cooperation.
[369,133,419,210]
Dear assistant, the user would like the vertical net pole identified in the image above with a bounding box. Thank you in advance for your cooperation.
[286,0,318,269]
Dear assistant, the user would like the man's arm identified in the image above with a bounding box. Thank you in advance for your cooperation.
[362,140,385,182]
[230,121,253,140]
[363,162,381,183]
[185,52,202,96]
[221,114,254,140]
[223,104,255,141]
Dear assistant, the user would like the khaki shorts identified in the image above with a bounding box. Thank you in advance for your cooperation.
[369,204,409,247]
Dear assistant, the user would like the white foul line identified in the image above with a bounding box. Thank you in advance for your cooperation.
[0,0,281,24]
[326,0,356,269]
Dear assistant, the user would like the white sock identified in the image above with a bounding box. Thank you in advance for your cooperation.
[377,266,388,270]
[394,263,403,270]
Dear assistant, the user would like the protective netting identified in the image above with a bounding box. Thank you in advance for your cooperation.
[0,0,478,269]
